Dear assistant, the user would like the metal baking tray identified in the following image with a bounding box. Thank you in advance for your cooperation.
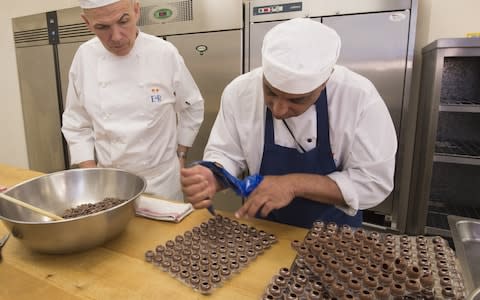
[448,215,480,300]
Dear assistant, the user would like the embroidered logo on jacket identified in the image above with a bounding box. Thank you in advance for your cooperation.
[150,87,162,103]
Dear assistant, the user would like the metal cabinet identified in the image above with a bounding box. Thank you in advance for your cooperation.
[409,38,480,236]
[13,14,67,173]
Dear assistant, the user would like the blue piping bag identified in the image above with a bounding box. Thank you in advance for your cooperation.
[192,161,263,215]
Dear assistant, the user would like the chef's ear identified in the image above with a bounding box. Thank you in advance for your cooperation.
[133,1,140,17]
[81,13,91,27]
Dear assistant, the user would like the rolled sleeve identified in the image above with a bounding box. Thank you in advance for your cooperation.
[327,171,358,216]
[328,156,396,215]
[177,117,201,147]
[329,95,397,215]
[203,153,241,178]
[68,142,95,165]
[176,98,203,147]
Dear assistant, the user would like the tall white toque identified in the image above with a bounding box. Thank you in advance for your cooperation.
[262,18,341,94]
[79,0,120,9]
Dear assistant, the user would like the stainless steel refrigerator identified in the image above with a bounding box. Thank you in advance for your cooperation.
[13,12,68,173]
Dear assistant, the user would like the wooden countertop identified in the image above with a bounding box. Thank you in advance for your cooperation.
[0,164,307,299]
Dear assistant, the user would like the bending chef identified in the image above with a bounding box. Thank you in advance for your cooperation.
[181,18,397,228]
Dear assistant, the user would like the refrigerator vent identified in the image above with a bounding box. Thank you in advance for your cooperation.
[14,28,49,45]
[58,23,94,40]
[139,0,193,26]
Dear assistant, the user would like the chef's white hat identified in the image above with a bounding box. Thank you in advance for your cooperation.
[262,18,341,94]
[79,0,120,9]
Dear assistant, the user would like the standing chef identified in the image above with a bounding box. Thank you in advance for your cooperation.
[181,18,397,228]
[62,0,204,200]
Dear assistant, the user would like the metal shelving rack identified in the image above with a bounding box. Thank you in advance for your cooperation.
[439,96,480,113]
[408,38,480,237]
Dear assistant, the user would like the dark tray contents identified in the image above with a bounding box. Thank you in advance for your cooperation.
[62,197,126,218]
[262,221,465,299]
[144,214,277,294]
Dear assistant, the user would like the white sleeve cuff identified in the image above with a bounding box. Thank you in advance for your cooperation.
[69,143,95,165]
[177,99,204,147]
[327,171,359,216]
[203,154,242,178]
[334,204,358,216]
[177,127,197,147]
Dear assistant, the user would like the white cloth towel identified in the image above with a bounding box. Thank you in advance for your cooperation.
[135,195,193,223]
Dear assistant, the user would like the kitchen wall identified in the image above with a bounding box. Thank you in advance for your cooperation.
[0,0,479,169]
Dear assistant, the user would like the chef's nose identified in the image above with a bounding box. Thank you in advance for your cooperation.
[271,99,289,118]
[111,25,122,41]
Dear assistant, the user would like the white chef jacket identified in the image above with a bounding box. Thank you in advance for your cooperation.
[204,66,397,214]
[62,32,204,201]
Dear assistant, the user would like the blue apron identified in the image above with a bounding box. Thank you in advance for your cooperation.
[258,88,362,228]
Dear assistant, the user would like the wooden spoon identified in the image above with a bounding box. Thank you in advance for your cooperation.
[0,193,64,221]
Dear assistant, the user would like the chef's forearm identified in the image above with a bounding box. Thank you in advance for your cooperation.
[177,144,188,153]
[287,173,346,206]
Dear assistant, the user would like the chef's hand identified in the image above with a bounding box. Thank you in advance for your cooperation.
[180,165,220,209]
[235,175,296,219]
[78,160,97,168]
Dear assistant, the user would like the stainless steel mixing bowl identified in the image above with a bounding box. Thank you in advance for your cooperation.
[0,168,146,254]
